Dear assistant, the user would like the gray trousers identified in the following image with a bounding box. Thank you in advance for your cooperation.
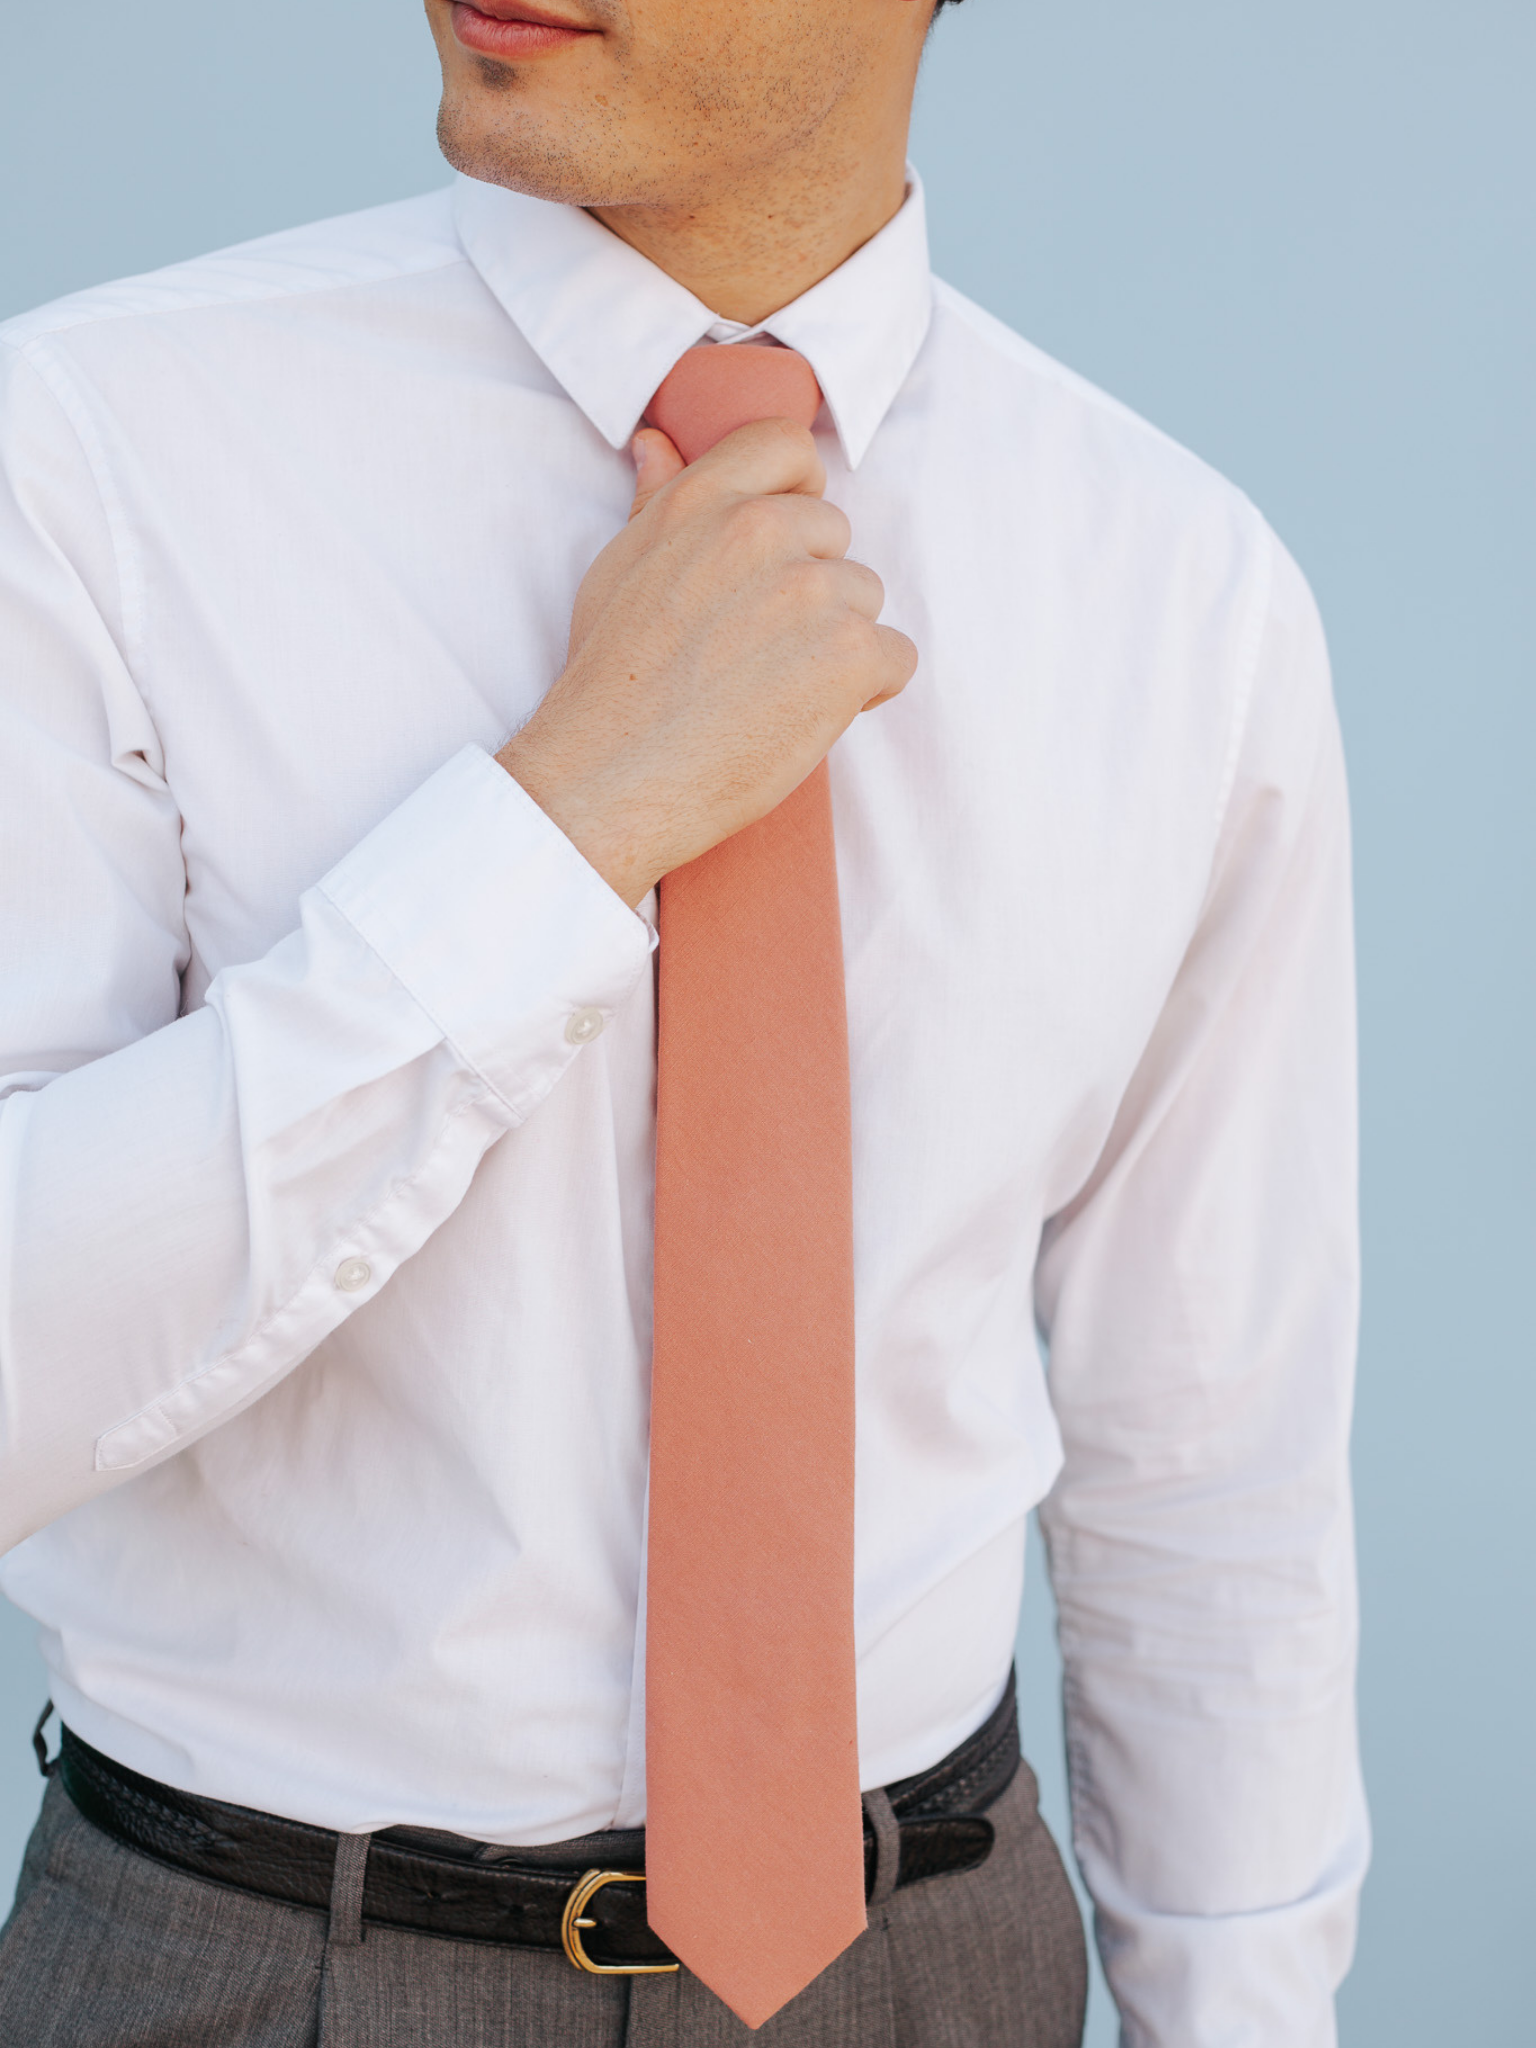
[0,1764,1086,2046]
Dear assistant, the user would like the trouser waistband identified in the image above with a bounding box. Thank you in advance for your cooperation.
[47,1673,1019,1974]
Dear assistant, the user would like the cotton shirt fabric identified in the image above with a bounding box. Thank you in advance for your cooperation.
[0,171,1365,2045]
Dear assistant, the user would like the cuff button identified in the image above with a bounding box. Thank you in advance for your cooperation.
[565,1007,606,1046]
[335,1258,373,1293]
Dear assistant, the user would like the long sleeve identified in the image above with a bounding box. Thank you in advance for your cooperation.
[1034,534,1367,2046]
[0,340,653,1552]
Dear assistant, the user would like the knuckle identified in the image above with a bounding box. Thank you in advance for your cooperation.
[756,414,814,450]
[730,495,784,549]
[753,415,824,486]
[886,632,919,683]
[828,610,874,666]
[795,557,847,610]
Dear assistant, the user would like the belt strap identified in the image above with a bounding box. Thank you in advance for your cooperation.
[56,1674,1018,1973]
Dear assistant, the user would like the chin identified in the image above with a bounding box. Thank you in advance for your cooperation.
[436,91,639,209]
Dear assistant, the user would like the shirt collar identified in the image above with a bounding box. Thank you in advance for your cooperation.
[451,170,933,470]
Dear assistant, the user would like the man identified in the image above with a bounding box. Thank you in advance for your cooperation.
[0,0,1366,2040]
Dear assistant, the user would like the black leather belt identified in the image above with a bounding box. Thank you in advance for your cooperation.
[53,1673,1018,1974]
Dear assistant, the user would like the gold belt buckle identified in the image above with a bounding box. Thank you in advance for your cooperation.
[560,1869,680,1976]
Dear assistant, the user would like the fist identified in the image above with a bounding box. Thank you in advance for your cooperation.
[497,419,916,907]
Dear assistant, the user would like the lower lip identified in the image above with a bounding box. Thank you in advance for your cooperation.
[449,3,593,57]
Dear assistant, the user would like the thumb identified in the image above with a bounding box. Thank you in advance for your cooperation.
[629,426,687,518]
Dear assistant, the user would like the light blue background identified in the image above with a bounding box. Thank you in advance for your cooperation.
[1,4,1532,2042]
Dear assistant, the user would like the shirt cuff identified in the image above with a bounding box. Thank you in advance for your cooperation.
[316,744,653,1122]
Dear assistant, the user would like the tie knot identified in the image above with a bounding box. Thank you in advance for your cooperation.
[644,344,822,465]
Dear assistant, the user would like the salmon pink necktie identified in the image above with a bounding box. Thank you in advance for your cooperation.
[642,345,866,2029]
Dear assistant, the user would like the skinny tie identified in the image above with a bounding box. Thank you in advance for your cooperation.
[642,345,865,2029]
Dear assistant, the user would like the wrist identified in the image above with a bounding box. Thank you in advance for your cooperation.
[495,730,661,910]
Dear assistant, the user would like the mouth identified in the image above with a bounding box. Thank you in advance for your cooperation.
[448,0,599,59]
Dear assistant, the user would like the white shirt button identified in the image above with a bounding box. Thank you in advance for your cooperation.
[334,1258,372,1293]
[564,1007,605,1046]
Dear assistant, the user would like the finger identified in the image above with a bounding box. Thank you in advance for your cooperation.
[859,625,918,709]
[629,428,687,519]
[833,558,885,620]
[683,416,826,501]
[794,498,853,563]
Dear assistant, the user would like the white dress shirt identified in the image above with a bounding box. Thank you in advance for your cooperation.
[0,171,1365,2043]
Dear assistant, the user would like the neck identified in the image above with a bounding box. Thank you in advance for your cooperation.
[588,113,912,328]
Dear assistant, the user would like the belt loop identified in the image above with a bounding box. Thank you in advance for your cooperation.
[327,1832,372,1949]
[862,1788,901,1909]
[31,1701,59,1779]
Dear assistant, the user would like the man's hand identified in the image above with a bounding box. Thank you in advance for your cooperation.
[496,420,917,907]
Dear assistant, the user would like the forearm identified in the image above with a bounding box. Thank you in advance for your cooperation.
[1043,1417,1365,2046]
[1036,533,1365,2041]
[0,748,651,1550]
